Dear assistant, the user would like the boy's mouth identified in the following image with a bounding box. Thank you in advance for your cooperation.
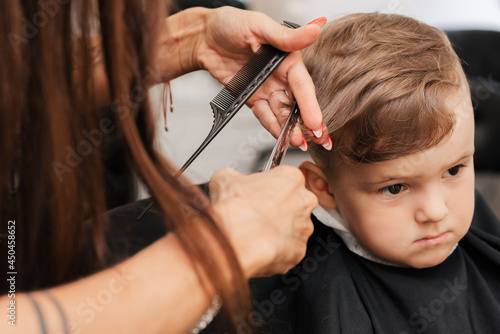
[414,232,449,247]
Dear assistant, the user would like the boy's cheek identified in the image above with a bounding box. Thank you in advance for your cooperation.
[456,176,475,232]
[345,203,399,237]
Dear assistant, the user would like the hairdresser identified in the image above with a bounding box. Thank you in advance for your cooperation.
[0,3,330,334]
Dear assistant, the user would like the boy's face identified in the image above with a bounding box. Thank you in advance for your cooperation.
[307,89,475,268]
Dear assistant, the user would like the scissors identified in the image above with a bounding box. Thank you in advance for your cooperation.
[262,101,301,172]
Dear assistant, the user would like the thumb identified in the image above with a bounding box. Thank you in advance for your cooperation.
[260,17,327,52]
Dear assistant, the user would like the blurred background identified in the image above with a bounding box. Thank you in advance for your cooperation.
[139,0,500,216]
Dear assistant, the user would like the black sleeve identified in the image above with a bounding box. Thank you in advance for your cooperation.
[104,198,169,266]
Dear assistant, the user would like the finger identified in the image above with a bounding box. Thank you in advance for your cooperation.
[209,168,239,201]
[268,90,292,123]
[293,215,314,243]
[284,52,326,142]
[267,91,311,148]
[252,99,282,139]
[252,94,307,148]
[270,165,306,185]
[303,217,315,239]
[289,126,306,148]
[303,124,333,151]
[288,183,318,215]
[302,123,327,142]
[255,16,327,52]
[302,188,319,213]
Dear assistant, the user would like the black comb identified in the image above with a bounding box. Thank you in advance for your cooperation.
[137,21,301,220]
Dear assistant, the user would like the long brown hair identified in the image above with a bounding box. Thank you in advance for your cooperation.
[0,0,248,326]
[303,13,466,171]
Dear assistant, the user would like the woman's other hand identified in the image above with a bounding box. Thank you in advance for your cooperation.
[209,166,317,278]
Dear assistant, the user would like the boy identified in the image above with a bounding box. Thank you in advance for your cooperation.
[245,13,500,334]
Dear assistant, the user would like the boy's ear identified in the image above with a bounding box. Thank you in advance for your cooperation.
[299,161,337,209]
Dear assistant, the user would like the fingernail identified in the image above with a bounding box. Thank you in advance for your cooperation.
[313,127,323,138]
[307,17,326,26]
[322,136,333,151]
[299,135,308,152]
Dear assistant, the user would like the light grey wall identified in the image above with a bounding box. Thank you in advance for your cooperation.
[249,0,500,30]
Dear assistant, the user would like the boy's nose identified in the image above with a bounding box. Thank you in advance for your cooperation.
[414,187,449,224]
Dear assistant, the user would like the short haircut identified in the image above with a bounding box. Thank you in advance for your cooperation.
[303,13,466,172]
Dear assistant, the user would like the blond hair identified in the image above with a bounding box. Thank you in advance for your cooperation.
[303,13,466,171]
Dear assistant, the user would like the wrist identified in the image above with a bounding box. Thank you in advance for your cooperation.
[211,202,273,279]
[156,7,211,81]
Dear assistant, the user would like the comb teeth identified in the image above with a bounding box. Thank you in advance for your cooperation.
[225,45,280,96]
[211,87,235,111]
[211,44,284,109]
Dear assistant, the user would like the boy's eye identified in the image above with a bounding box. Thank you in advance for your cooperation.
[381,184,404,195]
[445,164,464,177]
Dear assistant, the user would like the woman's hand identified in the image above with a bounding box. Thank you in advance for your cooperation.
[209,166,317,278]
[154,7,332,150]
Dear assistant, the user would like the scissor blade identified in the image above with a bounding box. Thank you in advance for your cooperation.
[262,103,300,172]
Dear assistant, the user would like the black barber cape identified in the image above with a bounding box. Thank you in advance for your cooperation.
[240,192,500,334]
[104,191,500,334]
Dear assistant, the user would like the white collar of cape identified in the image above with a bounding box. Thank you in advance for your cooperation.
[313,204,458,267]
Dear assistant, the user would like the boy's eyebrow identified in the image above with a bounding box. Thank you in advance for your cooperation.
[431,149,475,177]
[448,149,475,167]
[363,177,402,186]
[362,149,475,185]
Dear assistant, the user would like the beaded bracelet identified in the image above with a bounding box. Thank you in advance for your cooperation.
[187,294,222,334]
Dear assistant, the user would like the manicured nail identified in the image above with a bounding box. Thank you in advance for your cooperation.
[313,127,323,138]
[322,136,333,151]
[307,17,326,26]
[299,135,308,152]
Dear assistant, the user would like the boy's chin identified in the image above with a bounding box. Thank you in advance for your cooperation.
[401,250,453,269]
